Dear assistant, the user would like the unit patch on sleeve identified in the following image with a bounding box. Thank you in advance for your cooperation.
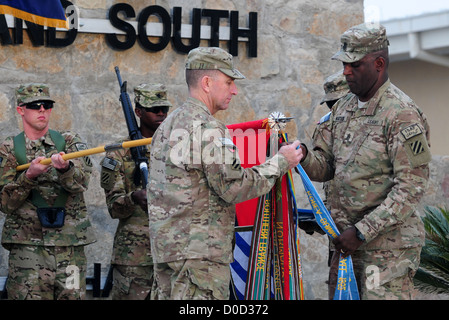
[400,124,422,140]
[400,124,431,168]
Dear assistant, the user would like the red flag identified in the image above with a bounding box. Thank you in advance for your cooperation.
[226,119,269,226]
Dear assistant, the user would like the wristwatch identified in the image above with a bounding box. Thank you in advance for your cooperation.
[355,227,366,242]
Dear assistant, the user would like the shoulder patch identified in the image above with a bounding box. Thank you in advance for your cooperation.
[319,112,331,124]
[400,124,431,168]
[75,142,88,151]
[218,137,235,147]
[75,142,92,167]
[101,157,120,171]
[216,137,236,151]
[100,157,120,190]
[400,124,422,140]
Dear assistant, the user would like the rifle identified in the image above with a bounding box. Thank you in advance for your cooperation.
[114,66,149,189]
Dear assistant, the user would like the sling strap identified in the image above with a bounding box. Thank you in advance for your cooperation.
[13,130,69,208]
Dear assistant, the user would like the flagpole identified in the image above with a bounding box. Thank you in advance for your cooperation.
[16,137,152,171]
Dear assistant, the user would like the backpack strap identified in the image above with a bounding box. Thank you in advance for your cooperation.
[13,131,27,165]
[13,130,68,208]
[48,129,66,153]
[13,130,66,164]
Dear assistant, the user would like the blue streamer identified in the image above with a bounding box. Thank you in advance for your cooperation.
[296,163,360,300]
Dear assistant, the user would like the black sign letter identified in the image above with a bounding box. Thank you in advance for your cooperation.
[106,3,136,50]
[138,5,171,51]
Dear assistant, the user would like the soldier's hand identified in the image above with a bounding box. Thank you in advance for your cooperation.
[278,140,302,170]
[51,152,70,172]
[332,226,363,258]
[132,189,148,213]
[26,156,50,180]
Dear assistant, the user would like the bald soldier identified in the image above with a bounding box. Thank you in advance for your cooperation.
[298,23,431,299]
[100,83,171,300]
[0,84,96,299]
[147,47,302,300]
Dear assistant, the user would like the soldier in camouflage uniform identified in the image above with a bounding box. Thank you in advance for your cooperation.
[147,47,302,300]
[100,83,171,300]
[300,71,350,236]
[300,71,351,274]
[0,84,96,299]
[298,23,431,299]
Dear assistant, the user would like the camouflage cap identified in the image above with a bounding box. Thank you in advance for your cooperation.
[134,83,172,108]
[332,23,389,63]
[16,83,55,105]
[320,70,350,104]
[185,47,245,80]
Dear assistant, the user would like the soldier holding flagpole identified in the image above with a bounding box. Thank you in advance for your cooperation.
[147,47,302,300]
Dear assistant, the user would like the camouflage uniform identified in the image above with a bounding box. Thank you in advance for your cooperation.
[0,84,96,300]
[100,84,171,300]
[302,24,431,299]
[302,72,350,267]
[318,71,350,209]
[148,47,290,300]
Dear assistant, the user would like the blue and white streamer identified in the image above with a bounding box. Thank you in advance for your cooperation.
[296,163,360,300]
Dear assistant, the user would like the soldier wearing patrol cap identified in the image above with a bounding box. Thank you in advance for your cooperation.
[147,47,302,300]
[320,70,350,109]
[298,23,432,300]
[100,83,171,300]
[0,83,96,300]
[298,71,350,245]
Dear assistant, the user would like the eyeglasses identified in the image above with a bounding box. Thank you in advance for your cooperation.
[23,101,54,110]
[143,106,169,114]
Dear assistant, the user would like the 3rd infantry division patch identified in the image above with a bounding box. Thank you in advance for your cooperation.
[410,140,424,155]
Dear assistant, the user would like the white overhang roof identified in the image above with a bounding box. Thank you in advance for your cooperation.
[383,10,449,67]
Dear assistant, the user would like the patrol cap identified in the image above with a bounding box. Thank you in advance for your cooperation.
[332,23,390,63]
[320,71,350,105]
[16,83,55,105]
[185,47,245,80]
[134,83,172,108]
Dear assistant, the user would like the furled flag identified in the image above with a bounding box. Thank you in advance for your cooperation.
[0,0,68,29]
[226,119,270,300]
[227,116,304,300]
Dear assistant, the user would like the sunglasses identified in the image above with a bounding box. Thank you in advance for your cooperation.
[142,106,169,114]
[24,101,54,110]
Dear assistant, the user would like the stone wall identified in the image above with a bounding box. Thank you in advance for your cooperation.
[6,0,447,301]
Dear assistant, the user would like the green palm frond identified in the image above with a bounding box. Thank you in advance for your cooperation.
[415,206,449,294]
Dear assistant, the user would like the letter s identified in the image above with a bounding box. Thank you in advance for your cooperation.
[106,3,136,50]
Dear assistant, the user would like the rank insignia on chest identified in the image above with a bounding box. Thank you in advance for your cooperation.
[343,133,352,145]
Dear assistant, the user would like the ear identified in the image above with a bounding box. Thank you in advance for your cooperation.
[135,107,142,118]
[200,75,212,93]
[374,56,386,72]
[16,105,25,116]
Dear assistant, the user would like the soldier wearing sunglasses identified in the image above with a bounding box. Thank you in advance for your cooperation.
[100,83,171,300]
[0,83,96,299]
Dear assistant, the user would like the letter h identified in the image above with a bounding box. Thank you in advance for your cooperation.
[229,11,257,57]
